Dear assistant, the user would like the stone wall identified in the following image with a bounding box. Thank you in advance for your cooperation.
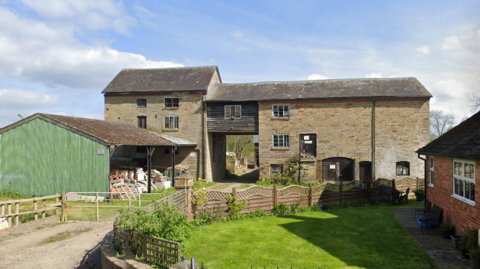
[426,156,480,233]
[257,98,430,182]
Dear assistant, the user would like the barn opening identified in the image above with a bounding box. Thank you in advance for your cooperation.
[322,157,354,182]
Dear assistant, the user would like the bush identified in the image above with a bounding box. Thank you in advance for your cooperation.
[273,203,288,216]
[459,228,478,252]
[226,196,247,220]
[116,203,192,247]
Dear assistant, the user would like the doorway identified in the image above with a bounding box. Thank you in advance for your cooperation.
[300,133,316,158]
[359,161,372,182]
[322,157,354,181]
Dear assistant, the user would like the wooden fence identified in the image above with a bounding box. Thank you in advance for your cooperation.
[0,192,65,228]
[113,224,180,267]
[194,177,425,216]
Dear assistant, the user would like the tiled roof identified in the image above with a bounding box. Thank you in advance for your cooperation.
[0,113,176,147]
[102,66,219,94]
[417,110,480,159]
[206,77,431,102]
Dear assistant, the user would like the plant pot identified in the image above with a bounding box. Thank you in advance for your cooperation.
[451,235,461,249]
[441,229,454,239]
[415,194,425,201]
[471,257,480,269]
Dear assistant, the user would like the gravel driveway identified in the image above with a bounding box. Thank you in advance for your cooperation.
[0,221,112,269]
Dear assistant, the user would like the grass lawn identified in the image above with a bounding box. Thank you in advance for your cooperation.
[184,201,437,269]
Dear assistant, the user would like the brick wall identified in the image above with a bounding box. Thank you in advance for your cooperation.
[426,156,480,233]
[257,98,430,181]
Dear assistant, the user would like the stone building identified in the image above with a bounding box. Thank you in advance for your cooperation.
[103,66,431,183]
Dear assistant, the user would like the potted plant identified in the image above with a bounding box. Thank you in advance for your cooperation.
[469,246,480,269]
[459,229,478,259]
[439,222,455,239]
[412,189,425,201]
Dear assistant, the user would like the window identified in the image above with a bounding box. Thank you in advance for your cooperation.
[396,161,409,176]
[137,116,147,129]
[164,115,179,129]
[137,99,147,108]
[165,97,179,108]
[165,147,179,155]
[453,160,475,203]
[272,105,290,118]
[273,134,290,148]
[225,105,241,119]
[429,157,434,186]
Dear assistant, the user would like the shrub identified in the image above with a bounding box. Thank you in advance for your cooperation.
[226,196,247,220]
[459,228,478,252]
[273,203,288,216]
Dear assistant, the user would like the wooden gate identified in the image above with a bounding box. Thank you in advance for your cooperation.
[322,157,354,181]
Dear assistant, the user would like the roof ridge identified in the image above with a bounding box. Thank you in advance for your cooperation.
[217,77,417,86]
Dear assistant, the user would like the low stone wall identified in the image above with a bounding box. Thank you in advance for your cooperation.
[101,231,153,269]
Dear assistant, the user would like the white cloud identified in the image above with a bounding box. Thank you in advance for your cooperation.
[442,35,461,49]
[415,46,430,55]
[307,74,329,80]
[19,0,136,34]
[0,7,183,90]
[365,73,383,78]
[429,79,471,122]
[0,89,61,109]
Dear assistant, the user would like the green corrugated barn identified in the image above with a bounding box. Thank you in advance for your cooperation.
[0,113,176,196]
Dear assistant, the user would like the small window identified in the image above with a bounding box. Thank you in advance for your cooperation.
[165,98,179,108]
[164,115,179,129]
[137,99,147,108]
[429,157,434,185]
[396,161,409,176]
[453,160,475,203]
[272,105,290,118]
[271,164,283,177]
[165,147,179,155]
[225,105,241,119]
[273,134,290,148]
[138,116,147,129]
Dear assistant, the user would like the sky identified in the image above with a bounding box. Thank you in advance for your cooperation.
[0,0,479,128]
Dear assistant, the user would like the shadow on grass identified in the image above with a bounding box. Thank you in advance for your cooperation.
[276,207,437,269]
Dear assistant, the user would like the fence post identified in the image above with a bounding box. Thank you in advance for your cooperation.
[232,187,237,198]
[273,186,277,207]
[55,194,60,216]
[15,202,19,226]
[392,179,396,190]
[7,203,11,227]
[416,177,419,190]
[339,181,343,203]
[42,199,46,219]
[61,191,66,222]
[308,183,313,207]
[34,200,38,220]
[1,204,4,218]
[96,193,100,222]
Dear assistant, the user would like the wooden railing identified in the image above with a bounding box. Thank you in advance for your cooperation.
[0,192,65,228]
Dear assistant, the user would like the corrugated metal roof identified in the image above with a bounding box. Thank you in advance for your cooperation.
[417,110,480,159]
[160,134,197,146]
[206,77,431,102]
[102,66,219,94]
[0,113,176,147]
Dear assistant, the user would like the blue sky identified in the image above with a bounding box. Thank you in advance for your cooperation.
[0,0,479,127]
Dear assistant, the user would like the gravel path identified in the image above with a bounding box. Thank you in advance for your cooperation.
[0,221,112,269]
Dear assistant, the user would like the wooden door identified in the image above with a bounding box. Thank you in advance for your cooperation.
[359,162,372,182]
[300,134,316,158]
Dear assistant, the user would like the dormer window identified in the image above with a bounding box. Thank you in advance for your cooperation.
[165,97,179,108]
[225,105,241,119]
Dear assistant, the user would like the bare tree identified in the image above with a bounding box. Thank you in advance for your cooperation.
[467,93,480,112]
[430,110,455,139]
[226,135,254,159]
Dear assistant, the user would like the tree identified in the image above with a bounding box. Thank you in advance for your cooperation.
[467,93,480,112]
[226,135,254,160]
[430,110,455,139]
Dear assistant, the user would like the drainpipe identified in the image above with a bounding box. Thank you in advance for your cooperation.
[196,147,201,180]
[371,98,376,179]
[201,95,206,179]
[417,154,427,205]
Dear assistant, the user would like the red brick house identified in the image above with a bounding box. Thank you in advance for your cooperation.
[416,110,480,233]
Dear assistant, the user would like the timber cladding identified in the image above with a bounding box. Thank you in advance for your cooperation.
[206,101,259,133]
[192,178,420,215]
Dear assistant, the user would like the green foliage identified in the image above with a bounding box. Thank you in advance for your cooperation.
[193,178,215,191]
[192,212,215,226]
[226,196,247,220]
[439,222,454,231]
[113,241,123,254]
[193,178,210,208]
[289,202,300,214]
[0,190,29,199]
[412,189,425,196]
[459,228,478,252]
[273,203,288,216]
[116,203,192,247]
[470,246,480,258]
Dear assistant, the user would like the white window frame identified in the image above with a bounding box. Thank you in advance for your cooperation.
[396,161,410,176]
[429,157,434,187]
[225,105,241,119]
[272,104,290,118]
[452,159,476,206]
[164,97,179,108]
[273,134,290,148]
[164,115,179,129]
